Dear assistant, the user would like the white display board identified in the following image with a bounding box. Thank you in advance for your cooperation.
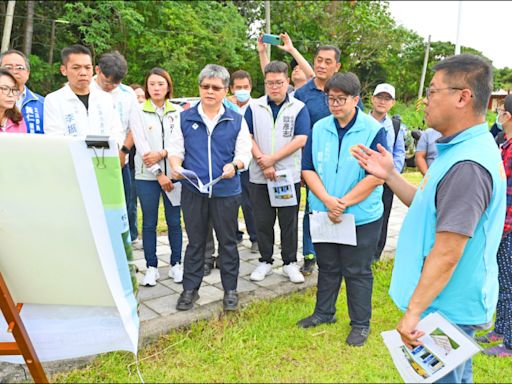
[0,134,139,363]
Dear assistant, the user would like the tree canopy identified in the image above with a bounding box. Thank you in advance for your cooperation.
[0,0,503,101]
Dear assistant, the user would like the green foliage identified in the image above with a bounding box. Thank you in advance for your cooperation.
[3,0,507,102]
[390,101,426,130]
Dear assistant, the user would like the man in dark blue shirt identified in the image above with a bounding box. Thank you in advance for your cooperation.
[294,44,364,275]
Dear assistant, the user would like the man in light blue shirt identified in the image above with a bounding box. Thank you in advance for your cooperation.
[369,83,405,261]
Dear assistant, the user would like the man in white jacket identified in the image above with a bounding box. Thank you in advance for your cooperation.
[44,44,123,149]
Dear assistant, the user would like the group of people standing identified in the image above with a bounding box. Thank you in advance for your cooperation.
[1,30,511,383]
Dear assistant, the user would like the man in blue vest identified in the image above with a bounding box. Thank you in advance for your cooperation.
[294,44,365,276]
[298,72,387,348]
[354,54,506,383]
[169,64,252,312]
[0,49,44,134]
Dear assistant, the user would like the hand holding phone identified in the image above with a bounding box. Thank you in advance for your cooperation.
[262,34,282,46]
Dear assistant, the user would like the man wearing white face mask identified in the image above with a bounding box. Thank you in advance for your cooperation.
[226,70,258,252]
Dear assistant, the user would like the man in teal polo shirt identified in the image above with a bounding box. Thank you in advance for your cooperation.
[355,54,506,382]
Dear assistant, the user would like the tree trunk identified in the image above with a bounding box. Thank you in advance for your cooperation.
[22,0,34,56]
[1,0,16,52]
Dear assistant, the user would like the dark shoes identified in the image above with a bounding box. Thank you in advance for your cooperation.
[297,314,336,328]
[176,289,199,311]
[223,290,239,311]
[204,263,213,276]
[346,327,370,347]
[300,254,316,276]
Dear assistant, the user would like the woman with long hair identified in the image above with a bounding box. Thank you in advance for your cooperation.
[0,69,26,133]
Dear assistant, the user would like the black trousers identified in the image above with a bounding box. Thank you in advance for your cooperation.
[249,182,301,265]
[313,218,382,328]
[181,187,241,291]
[375,184,394,261]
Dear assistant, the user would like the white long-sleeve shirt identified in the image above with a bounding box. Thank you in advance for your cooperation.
[44,84,124,147]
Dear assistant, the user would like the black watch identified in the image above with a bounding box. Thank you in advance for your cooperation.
[231,161,239,173]
[121,145,130,154]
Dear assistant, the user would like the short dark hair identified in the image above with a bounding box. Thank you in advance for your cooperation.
[434,54,492,116]
[230,70,252,87]
[315,45,341,63]
[264,61,289,76]
[0,49,30,71]
[130,83,143,92]
[324,72,360,96]
[504,95,512,114]
[0,68,22,124]
[61,44,92,65]
[144,67,173,100]
[97,51,127,83]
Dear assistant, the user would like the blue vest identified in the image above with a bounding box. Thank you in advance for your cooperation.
[22,87,44,134]
[390,123,506,325]
[181,105,242,197]
[309,111,383,225]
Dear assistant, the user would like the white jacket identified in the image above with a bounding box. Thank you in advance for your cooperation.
[134,99,182,181]
[44,84,124,147]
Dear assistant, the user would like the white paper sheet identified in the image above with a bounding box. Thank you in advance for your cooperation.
[178,167,223,193]
[165,182,182,206]
[266,169,297,207]
[309,212,357,245]
[381,312,482,383]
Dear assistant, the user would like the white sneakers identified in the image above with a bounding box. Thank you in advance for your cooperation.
[169,263,183,283]
[141,266,160,286]
[283,263,305,284]
[250,262,273,281]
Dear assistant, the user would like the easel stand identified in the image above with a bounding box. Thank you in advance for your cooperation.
[0,273,48,383]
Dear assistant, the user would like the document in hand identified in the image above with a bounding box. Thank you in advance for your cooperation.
[178,167,223,193]
[309,212,357,245]
[266,169,297,207]
[381,312,482,383]
[165,181,182,206]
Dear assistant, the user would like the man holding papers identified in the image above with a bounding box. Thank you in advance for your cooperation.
[244,61,310,284]
[299,72,387,348]
[169,64,252,312]
[354,55,506,382]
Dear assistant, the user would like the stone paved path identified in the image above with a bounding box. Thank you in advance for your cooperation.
[1,197,408,381]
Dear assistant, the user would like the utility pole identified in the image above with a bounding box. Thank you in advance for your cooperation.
[23,0,34,56]
[418,35,431,101]
[265,0,270,60]
[1,0,16,52]
[48,20,56,65]
[455,0,462,55]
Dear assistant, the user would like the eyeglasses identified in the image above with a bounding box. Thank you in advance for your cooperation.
[1,65,27,72]
[325,95,351,106]
[0,85,20,96]
[264,80,285,88]
[425,87,465,99]
[374,94,394,102]
[199,84,226,92]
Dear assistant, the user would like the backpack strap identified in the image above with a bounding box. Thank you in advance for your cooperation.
[391,117,401,147]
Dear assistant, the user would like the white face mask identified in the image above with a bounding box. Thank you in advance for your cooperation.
[234,89,250,103]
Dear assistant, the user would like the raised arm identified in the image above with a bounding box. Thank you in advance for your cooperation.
[277,33,315,79]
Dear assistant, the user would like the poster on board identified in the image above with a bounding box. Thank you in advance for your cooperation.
[0,134,139,363]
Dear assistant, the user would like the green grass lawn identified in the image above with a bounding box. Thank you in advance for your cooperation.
[53,260,510,383]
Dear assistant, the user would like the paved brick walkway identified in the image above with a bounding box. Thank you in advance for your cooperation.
[1,197,408,381]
